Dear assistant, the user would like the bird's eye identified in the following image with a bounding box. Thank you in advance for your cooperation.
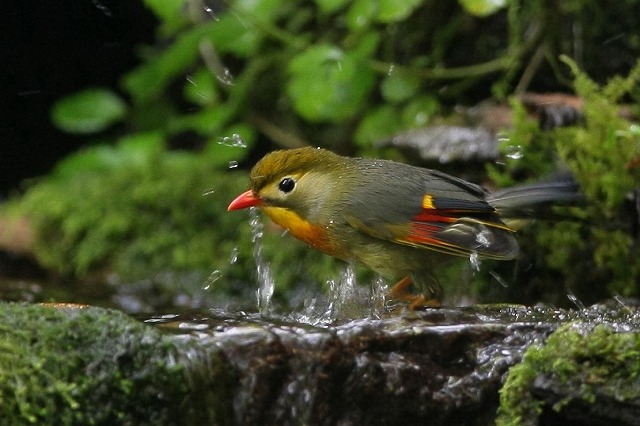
[278,177,296,193]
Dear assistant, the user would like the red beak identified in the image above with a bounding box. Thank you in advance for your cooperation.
[227,190,262,211]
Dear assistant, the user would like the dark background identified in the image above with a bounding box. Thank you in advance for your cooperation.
[1,0,156,196]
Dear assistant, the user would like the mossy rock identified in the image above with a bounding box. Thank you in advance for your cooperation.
[0,302,232,425]
[498,320,640,425]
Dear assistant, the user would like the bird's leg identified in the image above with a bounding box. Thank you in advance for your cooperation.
[388,276,412,299]
[388,276,442,310]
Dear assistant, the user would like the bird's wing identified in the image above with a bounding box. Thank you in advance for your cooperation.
[344,165,520,260]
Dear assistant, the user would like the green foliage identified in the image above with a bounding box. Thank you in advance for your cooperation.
[0,303,192,425]
[498,323,640,425]
[287,43,376,122]
[50,89,128,134]
[51,0,627,156]
[459,0,507,17]
[487,59,640,304]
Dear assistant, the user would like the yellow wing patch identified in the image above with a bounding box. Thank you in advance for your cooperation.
[422,194,435,209]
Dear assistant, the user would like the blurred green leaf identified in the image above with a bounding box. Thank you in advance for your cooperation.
[354,105,402,146]
[381,72,421,103]
[376,0,423,23]
[459,0,507,17]
[346,0,376,31]
[235,0,286,22]
[123,22,217,103]
[287,44,375,122]
[143,0,186,34]
[52,132,165,179]
[401,95,440,127]
[315,0,350,14]
[183,68,219,106]
[51,89,127,134]
[209,13,261,57]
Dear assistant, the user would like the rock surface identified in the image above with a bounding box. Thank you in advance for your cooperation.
[3,301,640,425]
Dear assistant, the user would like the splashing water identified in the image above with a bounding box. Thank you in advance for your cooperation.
[469,252,481,273]
[250,209,275,314]
[369,276,388,318]
[203,270,222,290]
[216,67,235,86]
[567,291,586,310]
[229,247,239,264]
[505,144,524,160]
[475,225,491,249]
[326,265,357,319]
[218,133,247,148]
[489,270,509,288]
[199,40,235,86]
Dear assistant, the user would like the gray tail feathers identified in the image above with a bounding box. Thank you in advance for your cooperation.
[487,173,582,218]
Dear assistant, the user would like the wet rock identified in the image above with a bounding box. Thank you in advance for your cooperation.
[167,305,578,425]
[4,301,640,425]
[498,301,640,426]
[381,125,499,164]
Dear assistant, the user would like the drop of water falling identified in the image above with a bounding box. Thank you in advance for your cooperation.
[228,160,239,169]
[475,226,491,248]
[489,270,509,288]
[202,188,216,196]
[217,133,247,148]
[370,276,388,318]
[505,145,524,160]
[203,270,222,290]
[469,252,481,272]
[567,291,586,310]
[216,68,235,86]
[250,209,275,314]
[387,64,395,76]
[229,247,239,264]
[91,0,113,16]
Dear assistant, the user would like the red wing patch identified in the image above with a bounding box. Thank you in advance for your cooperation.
[399,207,519,259]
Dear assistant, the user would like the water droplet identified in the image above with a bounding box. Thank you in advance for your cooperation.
[216,68,234,86]
[567,292,586,310]
[469,252,481,272]
[91,0,113,17]
[203,270,222,290]
[475,227,491,248]
[489,270,509,288]
[202,188,216,196]
[217,133,247,148]
[228,160,239,169]
[387,64,395,76]
[229,247,239,264]
[202,6,219,20]
[505,145,524,160]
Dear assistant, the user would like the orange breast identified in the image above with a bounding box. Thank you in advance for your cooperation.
[261,206,336,255]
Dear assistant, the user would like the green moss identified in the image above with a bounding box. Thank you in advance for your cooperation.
[0,302,194,425]
[6,150,243,280]
[485,59,640,305]
[498,323,640,425]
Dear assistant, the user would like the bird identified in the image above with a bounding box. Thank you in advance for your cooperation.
[228,147,579,308]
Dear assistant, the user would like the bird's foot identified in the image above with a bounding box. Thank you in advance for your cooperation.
[407,294,442,310]
[388,277,441,310]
